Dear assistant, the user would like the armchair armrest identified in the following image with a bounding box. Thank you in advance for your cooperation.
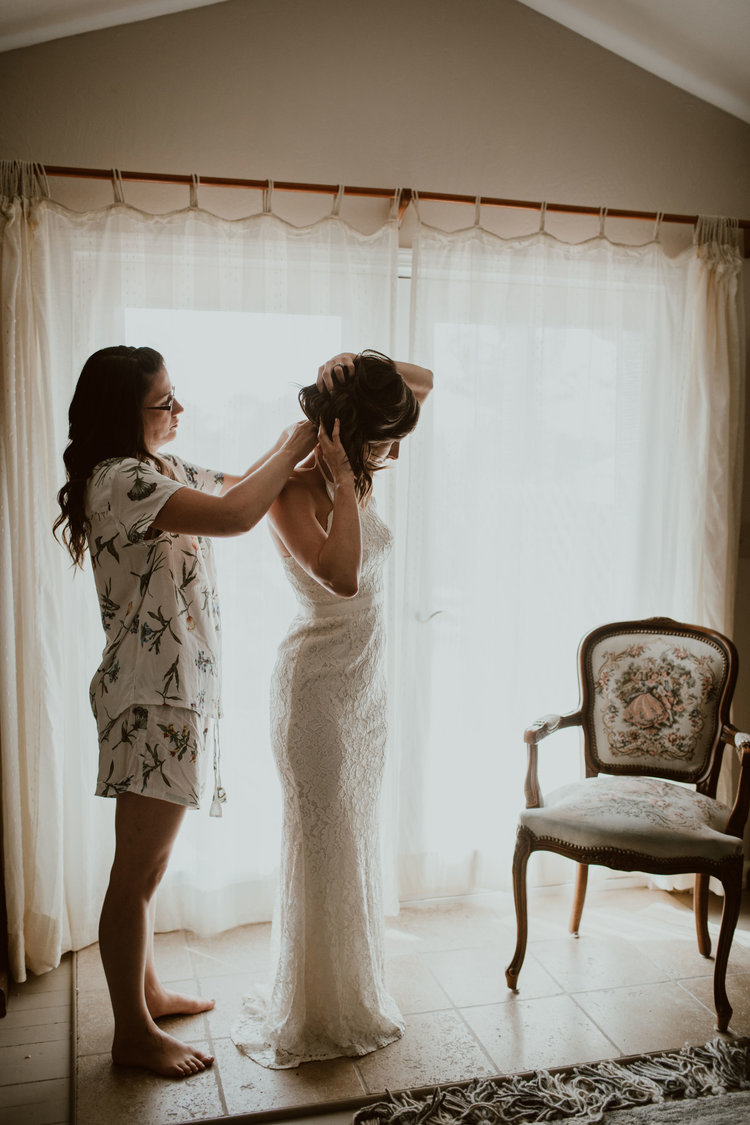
[725,729,750,839]
[523,710,583,809]
[720,724,750,751]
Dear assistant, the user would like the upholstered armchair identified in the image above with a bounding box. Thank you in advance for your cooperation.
[505,617,750,1031]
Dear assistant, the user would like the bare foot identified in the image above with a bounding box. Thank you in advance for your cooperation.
[147,988,216,1019]
[112,1025,214,1078]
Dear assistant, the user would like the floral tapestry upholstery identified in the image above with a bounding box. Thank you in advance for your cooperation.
[587,632,727,777]
[520,776,741,861]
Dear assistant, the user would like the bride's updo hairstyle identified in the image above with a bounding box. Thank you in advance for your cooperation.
[299,350,420,502]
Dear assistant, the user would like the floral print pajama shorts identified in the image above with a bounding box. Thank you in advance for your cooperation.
[96,703,221,811]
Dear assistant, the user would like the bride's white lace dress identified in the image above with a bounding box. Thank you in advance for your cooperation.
[231,481,404,1068]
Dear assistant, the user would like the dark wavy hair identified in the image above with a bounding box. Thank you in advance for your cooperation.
[53,345,168,567]
[298,350,420,501]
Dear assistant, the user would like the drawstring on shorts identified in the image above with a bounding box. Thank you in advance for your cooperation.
[209,721,227,817]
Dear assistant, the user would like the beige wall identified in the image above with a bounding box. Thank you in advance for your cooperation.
[2,0,750,720]
[1,0,748,215]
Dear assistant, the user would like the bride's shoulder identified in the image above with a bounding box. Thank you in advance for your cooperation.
[287,462,326,496]
[274,465,323,513]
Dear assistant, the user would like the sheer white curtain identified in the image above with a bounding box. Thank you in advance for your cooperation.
[1,171,398,976]
[1,162,71,979]
[388,213,745,900]
[2,164,744,978]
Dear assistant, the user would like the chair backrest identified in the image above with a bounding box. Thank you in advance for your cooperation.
[579,617,737,787]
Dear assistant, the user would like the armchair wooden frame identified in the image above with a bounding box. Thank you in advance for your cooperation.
[505,617,750,1031]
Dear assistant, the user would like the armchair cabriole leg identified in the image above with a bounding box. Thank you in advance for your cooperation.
[506,827,532,990]
[569,863,588,936]
[714,864,743,1032]
[695,872,711,957]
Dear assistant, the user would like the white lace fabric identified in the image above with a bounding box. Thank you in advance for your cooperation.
[231,493,405,1067]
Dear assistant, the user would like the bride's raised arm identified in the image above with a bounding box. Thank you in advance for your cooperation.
[318,352,433,403]
[269,419,362,598]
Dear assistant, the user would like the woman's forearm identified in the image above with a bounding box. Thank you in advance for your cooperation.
[220,429,296,493]
[223,446,307,532]
[240,430,289,478]
[315,482,362,597]
[156,423,315,537]
[394,361,433,404]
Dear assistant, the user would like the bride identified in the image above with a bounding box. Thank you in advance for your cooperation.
[232,350,432,1067]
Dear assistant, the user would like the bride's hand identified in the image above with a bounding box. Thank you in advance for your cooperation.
[317,353,357,393]
[318,419,353,486]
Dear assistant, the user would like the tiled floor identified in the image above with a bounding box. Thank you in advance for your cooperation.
[2,882,750,1125]
[0,953,73,1125]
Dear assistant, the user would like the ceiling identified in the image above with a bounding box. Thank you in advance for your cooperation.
[0,1,228,53]
[515,0,750,124]
[2,0,749,124]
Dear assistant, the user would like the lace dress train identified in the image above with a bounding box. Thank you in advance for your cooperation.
[231,491,404,1068]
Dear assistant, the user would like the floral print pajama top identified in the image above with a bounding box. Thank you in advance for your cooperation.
[85,454,225,809]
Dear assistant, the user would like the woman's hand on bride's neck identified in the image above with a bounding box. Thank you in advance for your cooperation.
[317,420,354,489]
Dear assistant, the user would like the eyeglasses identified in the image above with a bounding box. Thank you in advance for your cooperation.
[144,388,177,412]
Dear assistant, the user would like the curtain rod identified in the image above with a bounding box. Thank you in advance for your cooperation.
[43,165,750,251]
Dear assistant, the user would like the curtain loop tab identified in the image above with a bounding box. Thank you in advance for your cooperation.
[0,160,50,201]
[34,163,50,199]
[331,185,345,217]
[538,201,547,232]
[653,211,664,241]
[111,169,125,204]
[694,215,714,246]
[694,215,741,264]
[599,206,608,237]
[474,195,482,228]
[189,173,200,209]
[411,188,421,223]
[262,178,274,214]
[388,187,402,222]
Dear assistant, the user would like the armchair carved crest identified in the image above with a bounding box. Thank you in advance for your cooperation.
[506,617,750,1031]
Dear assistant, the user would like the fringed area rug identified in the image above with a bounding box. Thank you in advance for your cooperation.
[353,1038,750,1125]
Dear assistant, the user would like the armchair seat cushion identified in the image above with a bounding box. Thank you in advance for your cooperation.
[520,775,742,862]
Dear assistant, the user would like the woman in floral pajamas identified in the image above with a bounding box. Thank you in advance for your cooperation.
[55,346,315,1078]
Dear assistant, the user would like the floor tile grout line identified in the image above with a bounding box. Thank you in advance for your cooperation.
[451,1001,506,1075]
[565,989,625,1058]
[400,1003,461,1016]
[203,1024,227,1116]
[520,946,568,996]
[186,928,230,1119]
[352,1058,367,1094]
[674,977,721,1020]
[416,957,460,1013]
